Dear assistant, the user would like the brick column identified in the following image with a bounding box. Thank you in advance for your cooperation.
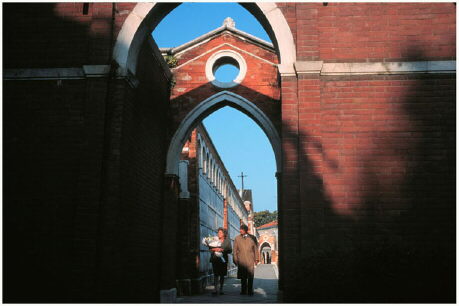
[223,199,228,230]
[275,171,283,291]
[297,74,323,253]
[160,174,180,301]
[280,75,300,299]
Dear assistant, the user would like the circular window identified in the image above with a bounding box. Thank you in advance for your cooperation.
[214,63,240,83]
[205,50,247,88]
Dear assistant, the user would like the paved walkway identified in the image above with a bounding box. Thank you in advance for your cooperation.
[177,264,278,303]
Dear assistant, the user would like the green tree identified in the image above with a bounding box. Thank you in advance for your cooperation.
[253,210,278,228]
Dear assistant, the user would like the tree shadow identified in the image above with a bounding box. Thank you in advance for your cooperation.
[291,46,455,303]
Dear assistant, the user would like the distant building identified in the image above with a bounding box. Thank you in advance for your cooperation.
[256,220,278,265]
[239,189,257,237]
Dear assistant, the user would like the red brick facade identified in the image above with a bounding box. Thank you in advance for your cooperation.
[3,2,455,303]
[279,3,455,62]
[257,220,278,265]
[169,28,281,135]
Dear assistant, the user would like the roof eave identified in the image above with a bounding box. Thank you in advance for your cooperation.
[165,25,274,55]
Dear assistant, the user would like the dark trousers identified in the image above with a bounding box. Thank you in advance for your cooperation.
[240,277,253,294]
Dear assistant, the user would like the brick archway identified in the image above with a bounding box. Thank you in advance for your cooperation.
[165,91,281,176]
[113,2,296,76]
[259,241,274,252]
[260,241,273,264]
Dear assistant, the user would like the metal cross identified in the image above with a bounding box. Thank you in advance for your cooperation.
[238,172,248,191]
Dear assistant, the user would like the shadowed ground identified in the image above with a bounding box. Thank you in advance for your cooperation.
[177,264,278,303]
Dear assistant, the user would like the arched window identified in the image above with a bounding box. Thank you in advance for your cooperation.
[218,172,222,192]
[205,152,209,175]
[211,159,215,183]
[197,140,202,169]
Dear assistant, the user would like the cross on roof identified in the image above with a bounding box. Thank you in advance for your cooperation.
[238,172,248,191]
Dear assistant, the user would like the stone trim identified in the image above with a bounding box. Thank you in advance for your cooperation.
[174,42,277,70]
[82,65,111,77]
[162,25,274,56]
[278,64,296,77]
[3,65,111,80]
[295,60,456,76]
[165,91,282,176]
[205,49,247,88]
[294,61,323,75]
[4,67,83,80]
[257,3,296,65]
[114,3,296,76]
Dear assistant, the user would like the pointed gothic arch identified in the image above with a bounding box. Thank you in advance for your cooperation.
[165,91,281,176]
[113,2,296,76]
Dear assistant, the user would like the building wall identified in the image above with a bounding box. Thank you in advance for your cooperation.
[257,226,278,264]
[197,171,225,275]
[179,125,249,285]
[279,3,455,62]
[96,38,171,302]
[169,31,281,136]
[3,2,456,303]
[4,3,171,302]
[278,2,455,302]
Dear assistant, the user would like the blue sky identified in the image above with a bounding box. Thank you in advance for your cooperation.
[202,107,277,212]
[152,3,271,47]
[153,3,277,212]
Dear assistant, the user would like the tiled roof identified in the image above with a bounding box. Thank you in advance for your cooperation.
[257,220,278,230]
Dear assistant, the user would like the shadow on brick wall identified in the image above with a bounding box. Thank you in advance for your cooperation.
[288,49,455,303]
[4,4,455,302]
[3,3,113,68]
[4,4,99,302]
[4,3,170,303]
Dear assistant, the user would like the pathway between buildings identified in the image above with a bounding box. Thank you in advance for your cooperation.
[177,264,278,303]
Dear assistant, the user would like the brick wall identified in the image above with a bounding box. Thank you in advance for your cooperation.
[284,74,455,302]
[316,3,456,62]
[279,3,456,62]
[3,2,455,303]
[4,3,170,302]
[4,78,107,301]
[170,32,281,134]
[94,40,171,302]
[3,3,135,68]
[278,2,455,302]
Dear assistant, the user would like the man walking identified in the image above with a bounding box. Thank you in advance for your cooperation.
[233,224,259,295]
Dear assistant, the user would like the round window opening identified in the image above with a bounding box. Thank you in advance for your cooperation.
[205,50,247,88]
[214,62,240,83]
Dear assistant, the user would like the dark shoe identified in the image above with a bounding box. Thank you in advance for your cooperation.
[219,291,224,295]
[248,291,254,296]
[212,291,219,296]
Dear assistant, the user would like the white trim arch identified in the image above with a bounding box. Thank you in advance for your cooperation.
[259,241,274,252]
[166,91,281,176]
[205,49,247,88]
[113,3,296,76]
